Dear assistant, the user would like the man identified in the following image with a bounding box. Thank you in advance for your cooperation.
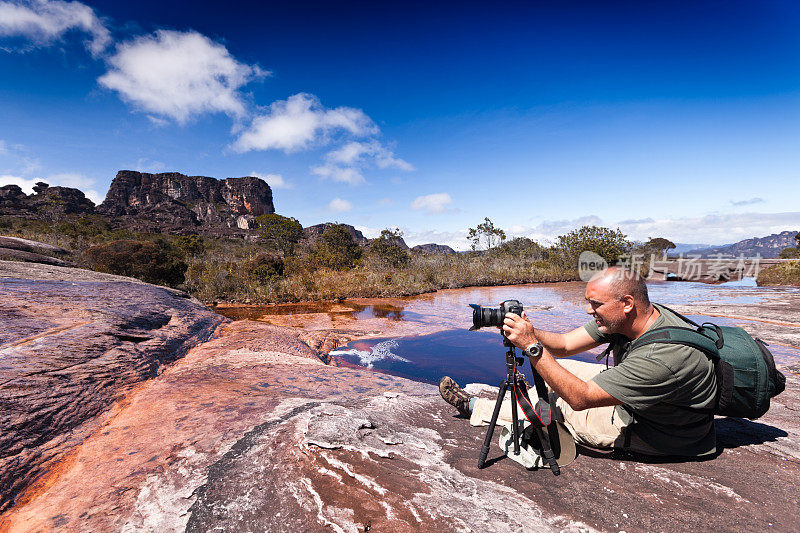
[439,266,718,457]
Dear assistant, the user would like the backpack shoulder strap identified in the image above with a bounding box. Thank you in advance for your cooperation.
[653,303,701,328]
[629,326,721,360]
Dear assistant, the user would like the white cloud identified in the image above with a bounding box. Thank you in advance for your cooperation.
[132,158,166,173]
[614,212,800,244]
[0,139,7,154]
[0,0,110,55]
[499,212,800,246]
[233,93,377,153]
[410,192,454,214]
[402,228,470,251]
[731,197,764,207]
[250,171,290,189]
[328,197,353,213]
[354,224,381,239]
[327,140,413,171]
[311,163,364,185]
[98,30,266,124]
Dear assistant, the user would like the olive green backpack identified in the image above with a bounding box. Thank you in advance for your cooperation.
[628,305,786,420]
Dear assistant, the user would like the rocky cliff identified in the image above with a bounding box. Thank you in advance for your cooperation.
[412,243,456,254]
[97,171,275,234]
[0,182,94,217]
[303,223,369,245]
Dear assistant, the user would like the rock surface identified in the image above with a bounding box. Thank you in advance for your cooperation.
[1,293,799,531]
[0,262,226,513]
[97,171,275,234]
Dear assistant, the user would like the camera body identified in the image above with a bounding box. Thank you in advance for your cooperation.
[469,299,523,330]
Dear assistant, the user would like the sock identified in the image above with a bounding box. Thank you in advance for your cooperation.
[468,397,477,413]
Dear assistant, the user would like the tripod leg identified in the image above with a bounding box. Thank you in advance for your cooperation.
[477,380,509,469]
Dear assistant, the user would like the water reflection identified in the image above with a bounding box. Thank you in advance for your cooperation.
[216,278,800,384]
[215,301,407,321]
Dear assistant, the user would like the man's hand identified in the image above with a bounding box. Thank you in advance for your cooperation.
[502,312,537,351]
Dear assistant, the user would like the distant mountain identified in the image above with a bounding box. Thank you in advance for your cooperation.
[411,243,456,254]
[684,231,798,258]
[671,243,712,255]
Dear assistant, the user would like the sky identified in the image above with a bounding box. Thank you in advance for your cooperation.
[1,0,799,250]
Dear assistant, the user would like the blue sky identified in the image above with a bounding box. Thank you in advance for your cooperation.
[1,0,799,249]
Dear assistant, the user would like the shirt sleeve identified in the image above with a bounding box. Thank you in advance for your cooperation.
[591,349,679,410]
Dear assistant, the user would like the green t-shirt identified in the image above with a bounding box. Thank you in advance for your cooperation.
[585,304,717,456]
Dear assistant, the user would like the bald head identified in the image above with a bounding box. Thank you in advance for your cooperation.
[588,266,650,309]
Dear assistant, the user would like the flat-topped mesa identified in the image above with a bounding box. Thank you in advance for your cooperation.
[97,171,275,233]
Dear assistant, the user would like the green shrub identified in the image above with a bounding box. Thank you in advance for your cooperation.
[256,213,304,256]
[83,239,187,287]
[495,237,547,259]
[312,224,362,270]
[250,253,284,284]
[175,235,205,256]
[553,225,631,268]
[778,247,800,259]
[757,261,800,286]
[368,228,410,268]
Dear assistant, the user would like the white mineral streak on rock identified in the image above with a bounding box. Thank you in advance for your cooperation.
[634,464,749,503]
[121,447,211,532]
[319,451,389,495]
[226,348,325,366]
[302,396,598,532]
[464,383,501,396]
[124,398,317,531]
[299,478,353,533]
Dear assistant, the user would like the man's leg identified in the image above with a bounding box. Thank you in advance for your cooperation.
[469,360,629,449]
[549,359,628,449]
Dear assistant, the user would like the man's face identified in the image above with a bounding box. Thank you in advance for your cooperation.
[584,280,626,334]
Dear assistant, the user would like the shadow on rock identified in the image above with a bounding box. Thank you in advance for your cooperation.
[715,416,789,449]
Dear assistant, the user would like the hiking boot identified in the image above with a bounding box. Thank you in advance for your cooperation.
[439,376,471,417]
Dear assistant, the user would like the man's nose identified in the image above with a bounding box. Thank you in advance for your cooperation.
[586,303,594,315]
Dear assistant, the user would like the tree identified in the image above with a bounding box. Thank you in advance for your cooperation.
[369,228,410,268]
[779,247,800,259]
[256,214,304,257]
[644,237,676,254]
[83,240,188,287]
[312,224,362,270]
[496,237,546,259]
[555,226,631,266]
[467,217,506,251]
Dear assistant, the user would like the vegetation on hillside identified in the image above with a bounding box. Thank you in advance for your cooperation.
[1,213,692,302]
[757,261,800,286]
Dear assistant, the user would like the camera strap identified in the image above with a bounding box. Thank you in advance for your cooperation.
[511,368,552,427]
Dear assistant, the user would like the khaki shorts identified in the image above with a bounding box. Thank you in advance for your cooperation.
[470,359,633,450]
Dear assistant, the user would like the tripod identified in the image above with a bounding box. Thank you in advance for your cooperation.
[476,336,561,475]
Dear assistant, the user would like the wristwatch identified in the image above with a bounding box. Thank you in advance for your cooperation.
[523,342,543,358]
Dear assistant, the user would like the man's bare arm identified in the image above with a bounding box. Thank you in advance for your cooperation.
[532,350,622,411]
[503,312,600,358]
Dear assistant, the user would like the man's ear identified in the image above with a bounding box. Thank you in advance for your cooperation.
[621,295,635,314]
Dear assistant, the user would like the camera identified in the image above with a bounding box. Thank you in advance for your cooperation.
[469,299,523,331]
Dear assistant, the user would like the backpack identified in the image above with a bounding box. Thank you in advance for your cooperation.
[627,305,786,420]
